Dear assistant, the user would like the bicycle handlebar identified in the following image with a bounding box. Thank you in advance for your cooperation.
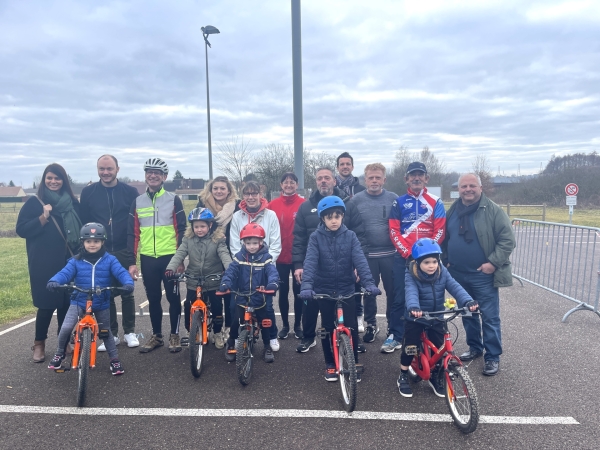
[216,287,275,296]
[174,272,222,284]
[313,291,365,301]
[57,284,126,295]
[418,307,480,321]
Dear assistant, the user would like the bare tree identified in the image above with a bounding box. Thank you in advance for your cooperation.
[216,136,254,190]
[304,150,337,189]
[418,146,446,185]
[253,144,295,199]
[472,154,494,194]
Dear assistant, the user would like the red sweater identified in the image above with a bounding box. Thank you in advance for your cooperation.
[268,193,304,265]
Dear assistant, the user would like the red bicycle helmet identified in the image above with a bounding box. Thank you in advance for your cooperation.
[240,223,266,240]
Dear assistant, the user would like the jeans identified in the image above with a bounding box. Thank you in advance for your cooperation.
[449,267,502,362]
[109,248,136,336]
[387,255,407,340]
[364,256,395,329]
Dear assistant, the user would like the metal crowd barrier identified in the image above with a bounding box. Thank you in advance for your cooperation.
[511,219,600,322]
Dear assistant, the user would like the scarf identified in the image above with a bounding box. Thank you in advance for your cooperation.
[78,247,106,264]
[455,199,481,243]
[44,190,83,252]
[204,194,236,229]
[335,174,357,198]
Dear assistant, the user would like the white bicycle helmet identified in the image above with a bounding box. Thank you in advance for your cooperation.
[143,157,169,175]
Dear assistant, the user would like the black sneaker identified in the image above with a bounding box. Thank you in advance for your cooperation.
[110,359,124,376]
[357,336,366,353]
[296,338,316,353]
[277,326,290,339]
[324,365,338,382]
[294,327,304,340]
[397,372,413,397]
[428,369,445,398]
[48,353,65,370]
[225,340,236,363]
[363,325,379,343]
[263,346,275,363]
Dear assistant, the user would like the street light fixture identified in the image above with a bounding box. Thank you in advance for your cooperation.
[201,25,220,180]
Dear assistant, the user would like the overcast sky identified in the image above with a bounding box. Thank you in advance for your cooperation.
[2,0,599,187]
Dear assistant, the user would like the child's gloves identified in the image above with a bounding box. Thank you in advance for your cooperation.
[409,307,422,317]
[219,283,230,292]
[121,284,134,293]
[265,282,278,292]
[365,286,382,297]
[46,281,60,292]
[164,270,176,279]
[299,290,315,300]
[465,300,479,311]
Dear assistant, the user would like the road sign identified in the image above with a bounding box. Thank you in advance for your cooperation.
[566,195,577,206]
[565,183,579,196]
[450,191,459,199]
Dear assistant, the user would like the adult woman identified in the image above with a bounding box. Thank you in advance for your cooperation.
[16,163,82,362]
[195,176,240,341]
[268,172,305,339]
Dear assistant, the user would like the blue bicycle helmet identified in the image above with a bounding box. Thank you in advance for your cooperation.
[317,196,346,218]
[188,207,215,223]
[411,238,442,261]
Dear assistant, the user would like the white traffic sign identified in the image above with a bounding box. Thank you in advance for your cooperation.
[565,183,579,196]
[450,191,459,199]
[566,195,577,206]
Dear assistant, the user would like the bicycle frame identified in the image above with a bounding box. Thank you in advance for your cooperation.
[190,284,209,344]
[71,295,99,370]
[331,299,354,375]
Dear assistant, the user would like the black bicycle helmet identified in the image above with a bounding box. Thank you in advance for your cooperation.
[80,222,107,240]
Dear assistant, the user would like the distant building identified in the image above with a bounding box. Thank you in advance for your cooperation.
[0,186,27,202]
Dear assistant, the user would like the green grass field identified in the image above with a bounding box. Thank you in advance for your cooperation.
[0,238,35,325]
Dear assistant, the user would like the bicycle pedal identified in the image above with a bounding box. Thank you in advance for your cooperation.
[180,337,189,347]
[355,363,364,374]
[405,345,418,356]
[316,328,329,339]
[54,367,71,373]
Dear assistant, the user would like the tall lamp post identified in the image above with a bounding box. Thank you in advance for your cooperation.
[201,25,220,180]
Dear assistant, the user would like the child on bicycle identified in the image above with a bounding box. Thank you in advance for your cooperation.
[46,223,134,375]
[219,223,279,363]
[165,208,232,349]
[397,238,478,398]
[299,196,381,382]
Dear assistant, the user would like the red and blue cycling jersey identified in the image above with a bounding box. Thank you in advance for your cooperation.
[389,187,446,258]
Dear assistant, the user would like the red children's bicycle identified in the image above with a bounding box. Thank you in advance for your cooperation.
[406,307,480,433]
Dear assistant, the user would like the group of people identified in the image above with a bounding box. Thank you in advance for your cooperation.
[17,151,516,393]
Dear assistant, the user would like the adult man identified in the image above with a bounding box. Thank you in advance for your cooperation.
[384,162,446,353]
[80,155,140,350]
[292,167,367,353]
[443,173,515,376]
[349,163,397,344]
[127,158,187,353]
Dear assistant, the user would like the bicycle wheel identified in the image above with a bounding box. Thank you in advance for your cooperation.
[408,365,422,383]
[189,312,204,378]
[236,329,253,386]
[77,328,91,407]
[338,333,357,412]
[445,362,479,434]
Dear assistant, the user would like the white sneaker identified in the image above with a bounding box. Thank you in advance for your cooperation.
[124,333,139,348]
[223,327,230,341]
[357,316,365,333]
[98,336,120,352]
[214,331,225,349]
[270,338,280,352]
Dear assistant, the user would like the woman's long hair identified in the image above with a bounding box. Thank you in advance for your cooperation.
[37,163,77,201]
[199,176,239,206]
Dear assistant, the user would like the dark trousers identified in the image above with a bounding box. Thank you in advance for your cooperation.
[183,289,224,333]
[276,263,302,329]
[388,254,408,340]
[35,304,69,341]
[140,254,181,336]
[364,256,395,329]
[109,248,136,336]
[229,304,271,347]
[400,319,444,367]
[301,298,320,342]
[449,267,502,362]
[318,296,358,366]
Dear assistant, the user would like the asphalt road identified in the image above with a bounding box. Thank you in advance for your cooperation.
[2,279,600,449]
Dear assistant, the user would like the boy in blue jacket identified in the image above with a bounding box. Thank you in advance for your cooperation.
[46,223,134,375]
[299,196,381,382]
[397,238,478,398]
[220,223,279,363]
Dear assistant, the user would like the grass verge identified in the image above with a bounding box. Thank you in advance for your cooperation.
[0,238,35,325]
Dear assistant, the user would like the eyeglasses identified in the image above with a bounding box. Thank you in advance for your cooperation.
[145,170,164,176]
[243,192,260,197]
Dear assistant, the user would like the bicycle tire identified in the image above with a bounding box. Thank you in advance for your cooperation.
[189,312,204,378]
[77,328,91,407]
[236,329,253,386]
[338,333,357,412]
[408,365,422,383]
[445,362,479,434]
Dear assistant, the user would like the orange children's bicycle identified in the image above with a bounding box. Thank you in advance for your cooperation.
[406,307,480,433]
[54,284,125,407]
[217,287,274,386]
[313,291,366,413]
[174,272,222,378]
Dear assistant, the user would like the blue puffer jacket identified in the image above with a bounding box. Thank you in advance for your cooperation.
[404,262,473,321]
[221,244,279,308]
[301,223,376,296]
[49,252,134,311]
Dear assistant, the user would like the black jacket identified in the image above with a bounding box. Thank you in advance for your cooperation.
[292,187,368,270]
[79,180,139,252]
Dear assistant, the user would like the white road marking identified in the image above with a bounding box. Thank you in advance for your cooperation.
[0,405,578,424]
[0,318,36,336]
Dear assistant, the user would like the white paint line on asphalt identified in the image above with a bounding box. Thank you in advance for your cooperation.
[0,318,36,336]
[0,405,579,425]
